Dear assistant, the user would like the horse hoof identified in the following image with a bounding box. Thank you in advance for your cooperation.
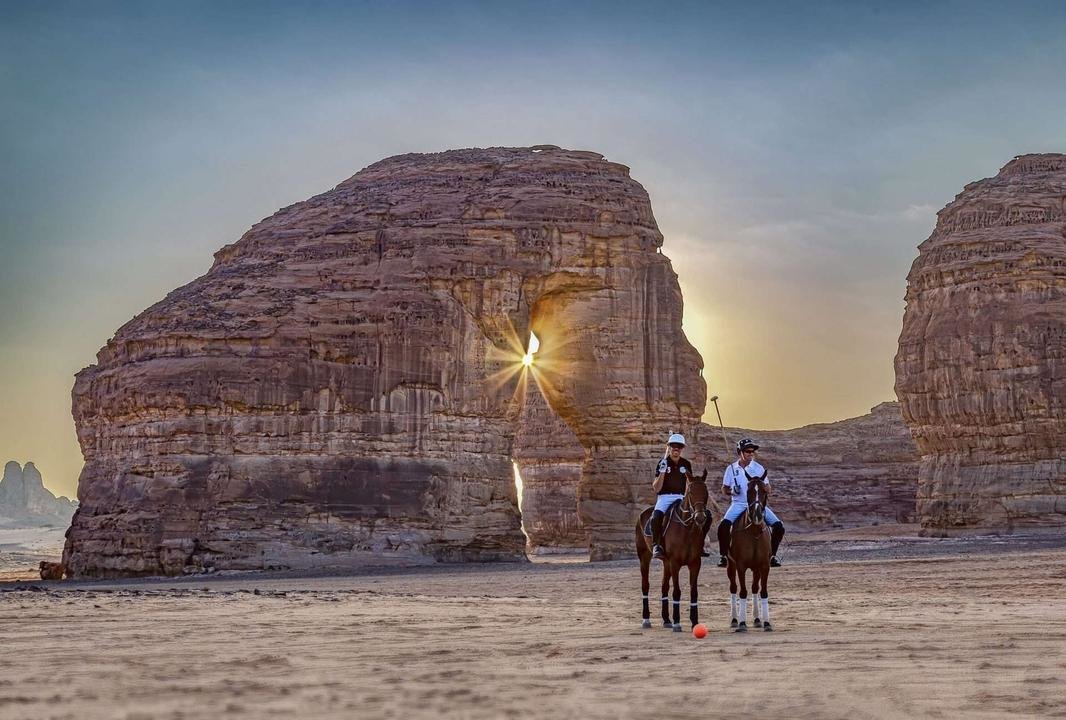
[641,619,652,629]
[735,623,747,633]
[662,620,673,629]
[754,619,762,627]
[672,624,682,632]
[730,619,738,628]
[764,623,773,632]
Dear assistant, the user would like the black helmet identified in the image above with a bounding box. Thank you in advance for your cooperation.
[736,437,760,452]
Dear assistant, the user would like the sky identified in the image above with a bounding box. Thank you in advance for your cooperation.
[2,1,1065,498]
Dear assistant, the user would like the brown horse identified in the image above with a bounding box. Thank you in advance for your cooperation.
[635,471,709,632]
[726,471,773,632]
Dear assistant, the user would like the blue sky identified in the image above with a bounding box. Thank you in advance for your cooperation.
[2,1,1065,496]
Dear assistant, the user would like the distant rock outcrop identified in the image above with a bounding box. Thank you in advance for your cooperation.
[694,402,918,529]
[895,154,1066,534]
[65,146,705,577]
[515,401,918,545]
[0,461,76,527]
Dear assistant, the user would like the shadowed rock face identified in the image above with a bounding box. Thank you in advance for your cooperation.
[65,146,705,577]
[895,154,1066,534]
[513,375,587,553]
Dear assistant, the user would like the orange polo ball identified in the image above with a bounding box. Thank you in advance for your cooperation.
[693,623,708,639]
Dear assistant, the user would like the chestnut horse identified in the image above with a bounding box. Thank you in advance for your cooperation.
[635,471,709,632]
[726,471,773,632]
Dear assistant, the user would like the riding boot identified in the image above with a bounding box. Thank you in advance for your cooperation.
[716,519,732,567]
[699,510,713,557]
[769,521,785,567]
[650,510,666,559]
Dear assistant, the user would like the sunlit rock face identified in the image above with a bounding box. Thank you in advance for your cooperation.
[895,154,1066,534]
[65,146,705,576]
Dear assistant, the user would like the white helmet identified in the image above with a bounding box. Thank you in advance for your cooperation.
[667,433,686,447]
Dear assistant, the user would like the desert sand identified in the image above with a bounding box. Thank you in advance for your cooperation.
[0,526,67,583]
[2,528,1065,720]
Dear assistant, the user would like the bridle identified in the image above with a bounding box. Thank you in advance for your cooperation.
[740,478,767,531]
[675,478,708,528]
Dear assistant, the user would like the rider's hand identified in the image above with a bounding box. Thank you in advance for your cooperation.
[657,459,668,475]
[732,485,740,495]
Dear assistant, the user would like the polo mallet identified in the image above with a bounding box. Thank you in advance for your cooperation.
[710,395,741,496]
[709,395,733,461]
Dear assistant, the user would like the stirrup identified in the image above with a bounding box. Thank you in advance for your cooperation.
[652,544,665,559]
[716,555,728,567]
[770,555,781,567]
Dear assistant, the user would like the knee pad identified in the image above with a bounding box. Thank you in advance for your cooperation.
[771,521,784,532]
[718,519,732,531]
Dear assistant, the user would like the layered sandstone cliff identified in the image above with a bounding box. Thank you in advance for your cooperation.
[65,146,705,577]
[895,154,1066,534]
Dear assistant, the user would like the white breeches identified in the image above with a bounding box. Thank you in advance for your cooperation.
[654,494,683,513]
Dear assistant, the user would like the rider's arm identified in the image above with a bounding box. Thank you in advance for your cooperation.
[652,473,664,493]
[722,466,736,500]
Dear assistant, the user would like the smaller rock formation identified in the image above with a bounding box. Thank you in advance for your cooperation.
[39,561,65,580]
[0,461,76,528]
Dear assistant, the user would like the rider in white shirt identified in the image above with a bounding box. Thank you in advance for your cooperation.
[715,438,785,568]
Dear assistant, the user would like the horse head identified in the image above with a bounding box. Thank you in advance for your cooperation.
[743,470,768,526]
[683,470,709,525]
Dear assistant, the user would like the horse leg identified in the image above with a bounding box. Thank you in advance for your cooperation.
[660,561,672,628]
[752,571,762,627]
[761,564,772,631]
[671,563,683,632]
[688,561,700,629]
[727,563,739,628]
[639,544,652,629]
[735,564,749,632]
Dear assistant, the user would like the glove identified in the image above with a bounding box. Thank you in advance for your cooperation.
[732,483,741,495]
[657,459,668,475]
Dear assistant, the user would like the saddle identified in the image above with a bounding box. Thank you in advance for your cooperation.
[642,500,681,537]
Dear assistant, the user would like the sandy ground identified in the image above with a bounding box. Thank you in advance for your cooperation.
[0,526,66,582]
[2,529,1065,720]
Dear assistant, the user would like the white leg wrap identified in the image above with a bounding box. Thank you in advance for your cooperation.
[730,593,738,618]
[761,597,770,623]
[739,597,747,622]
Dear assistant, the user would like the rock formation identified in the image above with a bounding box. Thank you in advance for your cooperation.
[0,461,76,527]
[895,154,1066,534]
[65,146,705,577]
[694,402,918,529]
